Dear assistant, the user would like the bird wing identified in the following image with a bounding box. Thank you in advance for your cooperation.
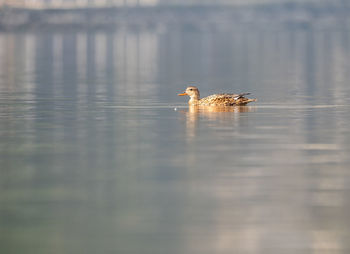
[200,93,253,106]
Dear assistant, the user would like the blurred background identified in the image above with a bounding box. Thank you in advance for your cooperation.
[1,1,350,254]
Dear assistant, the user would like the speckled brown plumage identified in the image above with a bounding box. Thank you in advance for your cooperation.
[178,86,257,106]
[198,93,256,106]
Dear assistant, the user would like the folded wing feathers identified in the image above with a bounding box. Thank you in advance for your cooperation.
[199,93,253,106]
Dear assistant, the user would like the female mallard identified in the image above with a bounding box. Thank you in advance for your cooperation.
[178,86,256,106]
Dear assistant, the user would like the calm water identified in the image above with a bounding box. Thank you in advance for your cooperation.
[1,22,350,254]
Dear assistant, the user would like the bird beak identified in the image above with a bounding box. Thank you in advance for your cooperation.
[178,92,188,96]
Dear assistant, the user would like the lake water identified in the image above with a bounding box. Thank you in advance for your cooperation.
[1,19,350,254]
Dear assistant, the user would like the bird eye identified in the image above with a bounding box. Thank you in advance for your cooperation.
[189,89,193,91]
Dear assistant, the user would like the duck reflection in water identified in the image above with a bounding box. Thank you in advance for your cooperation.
[183,105,256,139]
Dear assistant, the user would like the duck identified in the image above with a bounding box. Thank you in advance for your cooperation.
[178,86,257,106]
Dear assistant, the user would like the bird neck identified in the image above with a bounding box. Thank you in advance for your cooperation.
[189,94,200,105]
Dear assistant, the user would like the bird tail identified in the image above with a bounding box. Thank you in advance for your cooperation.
[234,93,251,100]
[235,98,257,105]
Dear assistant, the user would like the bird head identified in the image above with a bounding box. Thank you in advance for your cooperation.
[178,86,200,100]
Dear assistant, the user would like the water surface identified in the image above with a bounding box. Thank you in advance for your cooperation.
[1,22,350,254]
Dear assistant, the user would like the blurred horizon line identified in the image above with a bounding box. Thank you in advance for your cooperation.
[0,1,349,31]
[0,0,349,10]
